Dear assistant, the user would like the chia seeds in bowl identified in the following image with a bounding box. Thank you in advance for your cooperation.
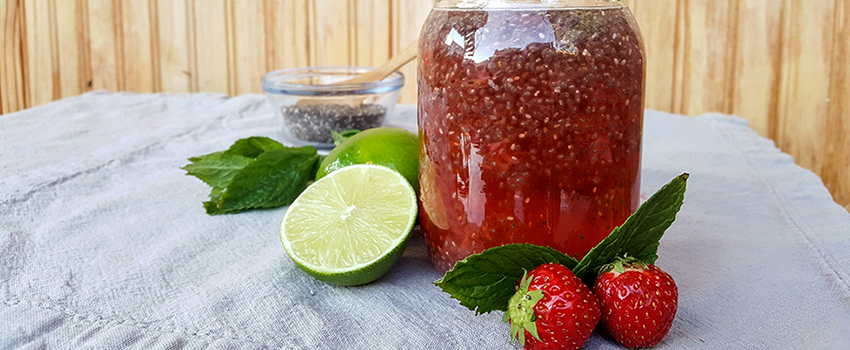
[262,67,404,149]
[281,104,387,143]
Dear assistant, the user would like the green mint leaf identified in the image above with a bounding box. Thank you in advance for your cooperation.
[209,186,224,199]
[184,137,285,188]
[573,173,689,284]
[224,136,286,158]
[203,199,221,215]
[331,129,361,145]
[205,146,320,215]
[181,152,253,188]
[433,244,578,315]
[203,187,225,215]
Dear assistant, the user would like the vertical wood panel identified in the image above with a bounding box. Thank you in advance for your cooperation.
[1,0,27,113]
[671,0,686,113]
[776,0,834,174]
[149,0,161,91]
[54,0,84,98]
[1,0,10,113]
[192,0,228,93]
[88,0,119,92]
[223,0,236,95]
[156,0,191,93]
[628,0,678,112]
[353,0,391,67]
[22,0,54,106]
[312,0,352,66]
[822,0,849,206]
[120,0,154,92]
[77,0,92,93]
[265,0,310,70]
[730,0,783,137]
[231,0,265,95]
[391,0,430,104]
[675,0,737,116]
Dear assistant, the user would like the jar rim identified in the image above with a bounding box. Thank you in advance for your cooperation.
[433,0,626,8]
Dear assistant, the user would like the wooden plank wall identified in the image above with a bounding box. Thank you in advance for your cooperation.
[1,0,848,209]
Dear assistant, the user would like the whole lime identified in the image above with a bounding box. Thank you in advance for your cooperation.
[317,127,419,192]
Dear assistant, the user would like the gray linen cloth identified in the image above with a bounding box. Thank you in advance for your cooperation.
[2,92,849,349]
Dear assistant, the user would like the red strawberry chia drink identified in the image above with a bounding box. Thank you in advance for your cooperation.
[418,0,645,272]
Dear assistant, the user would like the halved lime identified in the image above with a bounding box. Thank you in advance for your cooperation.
[280,164,418,286]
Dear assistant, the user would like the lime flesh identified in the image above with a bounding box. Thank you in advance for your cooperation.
[280,164,418,286]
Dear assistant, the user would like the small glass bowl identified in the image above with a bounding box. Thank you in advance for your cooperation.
[262,66,404,149]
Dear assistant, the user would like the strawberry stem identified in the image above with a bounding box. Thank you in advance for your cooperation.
[506,270,544,346]
[597,254,647,276]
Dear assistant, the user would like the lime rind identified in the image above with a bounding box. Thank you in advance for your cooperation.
[280,164,418,285]
[316,127,420,194]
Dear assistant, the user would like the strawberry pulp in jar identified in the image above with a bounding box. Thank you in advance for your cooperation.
[418,0,646,272]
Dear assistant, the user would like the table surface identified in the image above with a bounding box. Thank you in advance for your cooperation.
[2,92,849,350]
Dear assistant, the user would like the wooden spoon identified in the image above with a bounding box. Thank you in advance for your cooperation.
[334,39,419,85]
[296,39,419,107]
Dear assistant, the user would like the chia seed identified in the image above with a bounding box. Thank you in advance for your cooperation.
[281,104,387,143]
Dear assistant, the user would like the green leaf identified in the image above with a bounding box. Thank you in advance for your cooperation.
[203,187,225,214]
[433,244,578,315]
[331,129,361,146]
[181,152,253,188]
[224,136,286,158]
[573,173,689,284]
[188,151,222,163]
[204,146,320,215]
[209,186,224,199]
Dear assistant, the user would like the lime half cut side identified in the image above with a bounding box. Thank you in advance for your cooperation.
[280,164,418,286]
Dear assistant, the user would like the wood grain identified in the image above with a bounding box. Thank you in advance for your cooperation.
[87,0,117,92]
[1,0,26,113]
[674,0,737,116]
[192,0,228,93]
[231,0,265,95]
[730,0,783,137]
[155,0,190,93]
[822,0,849,206]
[312,0,351,66]
[1,0,848,209]
[21,0,52,106]
[776,0,834,179]
[628,0,679,112]
[353,0,391,67]
[265,0,310,70]
[54,0,83,98]
[120,0,154,93]
[390,0,430,105]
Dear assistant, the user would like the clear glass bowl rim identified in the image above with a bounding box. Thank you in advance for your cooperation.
[262,66,405,96]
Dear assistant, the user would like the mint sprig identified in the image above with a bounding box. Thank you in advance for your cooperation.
[433,244,578,315]
[182,152,252,189]
[183,137,321,215]
[183,137,286,189]
[225,136,287,158]
[435,174,689,313]
[572,173,689,283]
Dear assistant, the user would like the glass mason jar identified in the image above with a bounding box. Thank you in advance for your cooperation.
[418,0,645,272]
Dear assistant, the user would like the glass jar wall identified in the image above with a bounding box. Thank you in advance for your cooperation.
[418,0,646,272]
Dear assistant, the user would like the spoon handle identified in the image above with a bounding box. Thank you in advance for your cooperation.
[335,39,419,85]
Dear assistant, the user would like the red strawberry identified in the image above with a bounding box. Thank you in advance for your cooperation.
[505,263,601,350]
[593,256,678,348]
